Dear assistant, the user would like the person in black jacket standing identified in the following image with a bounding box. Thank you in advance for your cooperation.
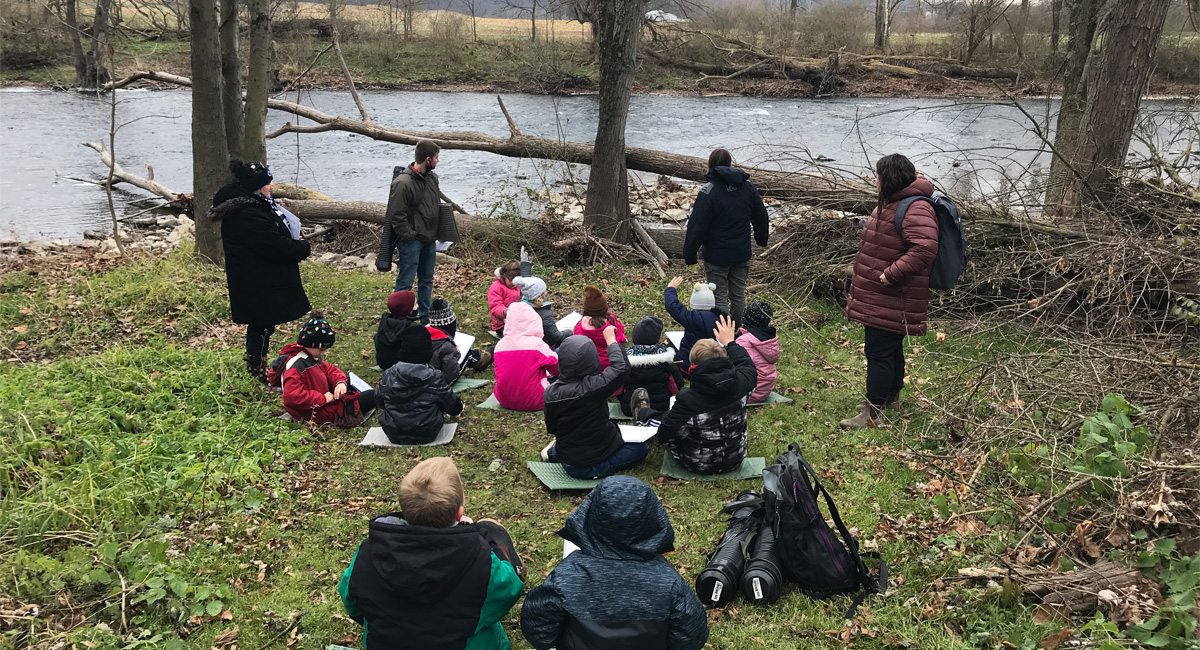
[211,160,311,386]
[379,140,442,323]
[681,148,770,327]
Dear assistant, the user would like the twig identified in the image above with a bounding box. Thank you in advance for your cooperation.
[497,96,522,137]
[104,89,127,258]
[332,29,371,123]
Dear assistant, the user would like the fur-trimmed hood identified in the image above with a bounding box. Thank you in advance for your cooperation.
[209,183,267,221]
[626,346,676,367]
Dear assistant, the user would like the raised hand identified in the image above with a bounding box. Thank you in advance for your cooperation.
[712,314,737,346]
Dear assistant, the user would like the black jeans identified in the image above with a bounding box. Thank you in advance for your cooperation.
[864,326,905,406]
[245,324,277,360]
[356,389,377,413]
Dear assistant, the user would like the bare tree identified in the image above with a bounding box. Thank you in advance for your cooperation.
[874,0,904,54]
[462,0,479,41]
[1050,0,1063,52]
[63,0,90,87]
[243,0,272,162]
[190,0,230,264]
[1045,0,1103,209]
[504,0,540,41]
[80,0,114,89]
[219,0,243,158]
[582,0,648,242]
[1013,0,1029,58]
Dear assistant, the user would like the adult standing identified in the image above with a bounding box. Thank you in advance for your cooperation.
[211,160,311,386]
[682,148,770,326]
[841,153,939,429]
[382,140,442,323]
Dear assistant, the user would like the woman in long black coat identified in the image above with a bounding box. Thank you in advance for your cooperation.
[211,160,311,385]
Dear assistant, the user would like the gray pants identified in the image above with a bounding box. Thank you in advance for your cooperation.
[705,261,750,326]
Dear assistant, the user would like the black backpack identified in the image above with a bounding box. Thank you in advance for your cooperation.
[894,192,968,291]
[762,443,886,618]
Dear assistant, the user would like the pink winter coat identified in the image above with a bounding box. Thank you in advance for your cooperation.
[573,313,627,372]
[736,327,780,403]
[487,270,521,332]
[493,302,559,411]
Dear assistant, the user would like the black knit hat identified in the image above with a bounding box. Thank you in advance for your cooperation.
[631,316,664,346]
[742,301,774,329]
[297,310,336,348]
[429,299,455,328]
[397,326,433,364]
[232,159,273,193]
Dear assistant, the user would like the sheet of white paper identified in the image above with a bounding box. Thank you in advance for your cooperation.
[435,240,453,252]
[348,372,372,393]
[665,331,685,349]
[563,539,579,559]
[453,332,476,367]
[556,311,583,332]
[620,424,657,443]
[360,424,457,447]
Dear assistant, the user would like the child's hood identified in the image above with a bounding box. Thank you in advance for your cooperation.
[556,335,600,380]
[627,344,675,367]
[502,301,544,339]
[558,476,674,561]
[689,355,741,395]
[278,342,306,358]
[363,514,487,603]
[738,328,780,362]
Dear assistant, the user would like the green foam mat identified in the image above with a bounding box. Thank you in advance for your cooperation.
[475,393,518,411]
[369,365,381,372]
[526,461,602,490]
[748,391,793,406]
[451,377,491,392]
[328,646,357,650]
[660,455,766,481]
[608,402,632,420]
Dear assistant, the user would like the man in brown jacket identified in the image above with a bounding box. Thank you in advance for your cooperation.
[385,140,442,323]
[842,154,939,429]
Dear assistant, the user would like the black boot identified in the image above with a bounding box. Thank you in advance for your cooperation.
[245,354,271,388]
[695,490,762,607]
[740,517,784,606]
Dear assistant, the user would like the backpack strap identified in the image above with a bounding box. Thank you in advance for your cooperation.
[893,196,935,238]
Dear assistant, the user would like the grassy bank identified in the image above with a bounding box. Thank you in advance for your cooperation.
[2,241,1196,649]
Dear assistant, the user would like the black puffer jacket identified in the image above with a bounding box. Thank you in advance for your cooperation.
[378,361,464,444]
[211,183,311,326]
[543,336,628,467]
[428,330,462,385]
[618,344,684,415]
[682,166,770,267]
[521,476,709,650]
[533,304,570,348]
[657,342,757,474]
[374,312,421,372]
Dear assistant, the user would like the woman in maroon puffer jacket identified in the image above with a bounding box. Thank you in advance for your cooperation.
[841,154,939,429]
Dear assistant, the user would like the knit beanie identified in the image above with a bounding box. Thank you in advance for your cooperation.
[428,298,456,330]
[582,286,608,317]
[690,282,717,311]
[631,316,664,346]
[396,326,433,365]
[386,290,416,317]
[690,339,726,366]
[232,160,273,193]
[297,310,336,349]
[513,276,547,303]
[743,301,774,329]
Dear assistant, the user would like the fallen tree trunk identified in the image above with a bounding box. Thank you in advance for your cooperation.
[82,141,185,206]
[105,70,877,214]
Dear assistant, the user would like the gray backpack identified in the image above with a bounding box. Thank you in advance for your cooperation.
[894,192,968,291]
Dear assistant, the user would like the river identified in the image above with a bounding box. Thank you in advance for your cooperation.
[0,88,1194,240]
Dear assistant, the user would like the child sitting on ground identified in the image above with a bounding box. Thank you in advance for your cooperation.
[617,316,685,417]
[340,457,524,650]
[487,260,522,338]
[374,290,421,372]
[514,276,570,348]
[736,301,780,403]
[377,327,465,444]
[270,311,375,427]
[664,276,724,370]
[630,315,757,475]
[493,301,559,411]
[520,475,709,650]
[426,298,492,385]
[573,285,626,372]
[542,331,645,479]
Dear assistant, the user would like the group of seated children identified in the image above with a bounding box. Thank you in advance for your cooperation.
[340,457,710,650]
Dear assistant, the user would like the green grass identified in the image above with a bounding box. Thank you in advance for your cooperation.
[1,248,1086,649]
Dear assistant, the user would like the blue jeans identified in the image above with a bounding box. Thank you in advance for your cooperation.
[394,239,436,322]
[552,442,649,479]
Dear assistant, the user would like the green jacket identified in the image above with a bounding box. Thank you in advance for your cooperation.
[385,165,442,244]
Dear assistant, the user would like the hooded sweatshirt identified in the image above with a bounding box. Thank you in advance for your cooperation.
[487,269,521,332]
[267,342,364,426]
[543,336,629,468]
[618,343,684,415]
[493,302,559,411]
[682,166,770,267]
[374,311,422,372]
[657,342,757,474]
[735,325,780,403]
[520,476,709,650]
[339,514,523,650]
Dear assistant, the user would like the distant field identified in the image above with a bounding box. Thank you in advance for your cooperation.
[294,6,593,40]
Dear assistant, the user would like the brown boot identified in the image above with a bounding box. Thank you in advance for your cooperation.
[472,350,493,371]
[883,391,901,411]
[838,402,882,429]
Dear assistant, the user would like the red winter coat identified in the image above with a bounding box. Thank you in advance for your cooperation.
[269,343,363,425]
[845,177,939,336]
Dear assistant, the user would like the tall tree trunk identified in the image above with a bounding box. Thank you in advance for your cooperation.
[243,0,271,163]
[1073,0,1171,206]
[530,0,537,42]
[64,0,89,87]
[874,0,890,53]
[1045,0,1102,211]
[582,0,645,242]
[191,0,230,265]
[1015,0,1029,58]
[84,0,114,89]
[1050,0,1063,53]
[219,0,243,158]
